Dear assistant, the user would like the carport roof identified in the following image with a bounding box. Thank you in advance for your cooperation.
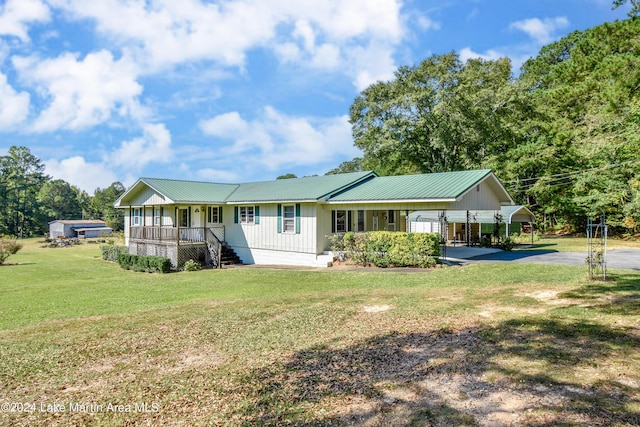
[409,206,535,224]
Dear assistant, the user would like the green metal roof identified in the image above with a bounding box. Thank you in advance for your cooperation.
[115,170,511,207]
[142,178,239,203]
[226,171,376,203]
[116,171,376,206]
[329,169,494,201]
[116,178,239,205]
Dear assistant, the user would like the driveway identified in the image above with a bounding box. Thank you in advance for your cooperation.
[443,246,640,271]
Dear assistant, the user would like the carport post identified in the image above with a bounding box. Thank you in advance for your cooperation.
[531,222,534,245]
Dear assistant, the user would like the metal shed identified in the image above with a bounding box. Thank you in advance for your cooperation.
[48,220,112,239]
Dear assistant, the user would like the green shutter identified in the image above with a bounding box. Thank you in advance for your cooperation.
[219,207,223,223]
[295,203,301,234]
[234,206,239,223]
[347,211,352,232]
[255,206,260,224]
[277,204,282,233]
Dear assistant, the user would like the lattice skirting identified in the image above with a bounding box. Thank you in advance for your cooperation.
[129,241,208,269]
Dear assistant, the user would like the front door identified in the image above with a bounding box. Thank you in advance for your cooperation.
[179,208,189,228]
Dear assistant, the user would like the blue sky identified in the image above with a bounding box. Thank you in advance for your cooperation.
[0,0,631,194]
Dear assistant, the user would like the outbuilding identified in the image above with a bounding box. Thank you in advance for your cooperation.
[48,220,113,239]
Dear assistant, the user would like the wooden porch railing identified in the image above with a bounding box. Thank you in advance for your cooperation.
[130,225,225,243]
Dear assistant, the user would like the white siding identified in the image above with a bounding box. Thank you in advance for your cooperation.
[450,180,503,211]
[129,187,168,206]
[225,203,319,257]
[235,247,333,267]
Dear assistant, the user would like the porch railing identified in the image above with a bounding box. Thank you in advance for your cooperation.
[130,225,225,243]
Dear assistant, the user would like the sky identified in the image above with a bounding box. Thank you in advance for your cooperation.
[0,0,631,194]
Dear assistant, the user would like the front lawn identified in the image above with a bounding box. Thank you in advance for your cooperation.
[0,239,638,425]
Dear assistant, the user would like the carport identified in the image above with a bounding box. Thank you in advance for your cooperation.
[408,205,535,246]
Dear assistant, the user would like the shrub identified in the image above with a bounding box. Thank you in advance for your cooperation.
[100,244,129,262]
[328,231,440,268]
[183,259,202,271]
[117,253,171,273]
[0,238,22,264]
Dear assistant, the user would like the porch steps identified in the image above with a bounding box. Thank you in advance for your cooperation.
[220,243,242,266]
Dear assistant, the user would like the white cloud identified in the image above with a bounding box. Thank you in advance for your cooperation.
[417,15,440,31]
[110,123,173,170]
[509,17,570,44]
[0,72,30,129]
[196,168,240,182]
[13,50,143,132]
[199,112,249,137]
[200,106,359,170]
[0,0,50,42]
[48,0,405,89]
[350,41,397,90]
[460,47,505,62]
[45,156,118,193]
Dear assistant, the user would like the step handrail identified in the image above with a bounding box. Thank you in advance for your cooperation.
[205,228,223,268]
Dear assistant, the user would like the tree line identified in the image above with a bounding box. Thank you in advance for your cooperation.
[334,17,640,234]
[0,146,125,237]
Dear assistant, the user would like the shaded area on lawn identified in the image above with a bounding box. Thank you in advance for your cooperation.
[235,319,640,425]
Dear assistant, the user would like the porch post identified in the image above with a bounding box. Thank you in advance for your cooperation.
[466,210,471,247]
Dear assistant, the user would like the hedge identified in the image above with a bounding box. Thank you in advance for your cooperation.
[100,245,129,262]
[117,253,172,273]
[330,231,440,268]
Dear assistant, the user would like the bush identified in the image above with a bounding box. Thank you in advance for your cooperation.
[117,253,171,273]
[100,244,129,262]
[328,231,440,268]
[0,238,22,264]
[182,259,202,271]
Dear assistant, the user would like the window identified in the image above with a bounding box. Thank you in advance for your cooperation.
[153,207,161,226]
[132,208,142,226]
[387,210,395,224]
[283,205,295,233]
[208,206,221,223]
[335,210,347,233]
[240,206,254,224]
[357,210,365,232]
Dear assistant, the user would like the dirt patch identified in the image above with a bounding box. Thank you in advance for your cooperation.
[478,304,546,318]
[160,346,225,374]
[363,305,391,313]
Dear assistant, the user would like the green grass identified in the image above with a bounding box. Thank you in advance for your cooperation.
[516,235,640,252]
[0,238,639,426]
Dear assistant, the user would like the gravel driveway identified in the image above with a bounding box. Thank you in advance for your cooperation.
[445,247,640,271]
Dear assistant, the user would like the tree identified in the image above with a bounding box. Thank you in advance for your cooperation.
[349,52,520,176]
[88,182,126,231]
[37,179,83,221]
[516,18,640,230]
[276,173,297,179]
[326,158,364,175]
[0,146,49,237]
[613,0,640,17]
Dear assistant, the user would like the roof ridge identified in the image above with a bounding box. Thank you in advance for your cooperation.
[141,177,239,186]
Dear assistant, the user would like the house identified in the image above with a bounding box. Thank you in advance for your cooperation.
[114,169,528,268]
[48,220,113,239]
